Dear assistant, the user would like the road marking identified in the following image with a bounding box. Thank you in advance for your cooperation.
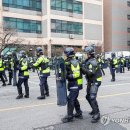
[98,92,130,98]
[102,82,130,87]
[0,91,130,112]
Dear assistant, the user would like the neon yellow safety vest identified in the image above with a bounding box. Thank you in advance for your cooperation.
[113,58,118,68]
[0,59,4,72]
[20,58,29,76]
[71,64,83,86]
[88,64,102,82]
[33,55,50,74]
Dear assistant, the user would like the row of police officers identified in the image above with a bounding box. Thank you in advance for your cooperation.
[0,48,50,100]
[1,46,130,124]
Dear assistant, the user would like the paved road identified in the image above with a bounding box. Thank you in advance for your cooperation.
[0,69,130,130]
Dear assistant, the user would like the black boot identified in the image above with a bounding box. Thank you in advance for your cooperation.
[111,79,115,82]
[16,94,23,99]
[91,113,100,123]
[89,110,95,116]
[8,78,12,85]
[45,83,49,97]
[2,83,6,86]
[62,101,74,123]
[74,112,83,119]
[24,86,29,98]
[45,93,49,97]
[86,96,94,116]
[74,99,83,119]
[24,95,29,98]
[90,99,100,123]
[62,115,73,123]
[37,96,45,100]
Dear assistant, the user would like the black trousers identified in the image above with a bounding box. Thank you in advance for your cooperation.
[8,70,13,84]
[40,76,49,96]
[17,77,29,96]
[45,77,49,95]
[3,71,8,81]
[67,89,82,117]
[86,81,101,114]
[0,72,5,84]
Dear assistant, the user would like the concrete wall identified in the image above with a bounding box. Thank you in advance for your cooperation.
[51,33,83,40]
[104,0,112,52]
[85,23,102,40]
[84,3,102,21]
[112,0,128,51]
[42,20,47,38]
[42,0,47,15]
[51,10,82,19]
[2,7,42,16]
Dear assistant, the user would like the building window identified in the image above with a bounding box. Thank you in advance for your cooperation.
[3,0,42,12]
[127,41,130,46]
[51,0,83,14]
[4,17,42,34]
[51,19,83,35]
[127,15,130,20]
[128,28,130,33]
[127,1,130,7]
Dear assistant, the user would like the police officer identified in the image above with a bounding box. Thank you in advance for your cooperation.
[126,56,130,71]
[16,50,29,99]
[120,56,125,73]
[96,54,105,75]
[2,55,8,82]
[82,46,102,123]
[109,53,118,82]
[0,54,6,86]
[7,52,13,85]
[62,47,83,123]
[33,47,50,99]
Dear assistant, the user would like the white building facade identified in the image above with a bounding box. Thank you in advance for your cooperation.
[0,0,103,57]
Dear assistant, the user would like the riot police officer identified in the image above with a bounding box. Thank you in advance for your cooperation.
[16,51,29,99]
[33,47,50,99]
[82,46,102,123]
[109,53,118,82]
[120,56,125,73]
[2,55,8,82]
[62,47,83,123]
[96,54,105,75]
[0,54,6,86]
[7,52,13,85]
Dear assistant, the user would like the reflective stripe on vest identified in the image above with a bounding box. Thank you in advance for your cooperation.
[97,77,102,81]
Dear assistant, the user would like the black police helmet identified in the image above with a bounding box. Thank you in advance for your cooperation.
[36,47,43,55]
[84,46,95,55]
[64,47,75,57]
[111,53,115,58]
[19,50,26,58]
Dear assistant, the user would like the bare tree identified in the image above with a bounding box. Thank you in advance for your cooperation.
[0,23,24,54]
